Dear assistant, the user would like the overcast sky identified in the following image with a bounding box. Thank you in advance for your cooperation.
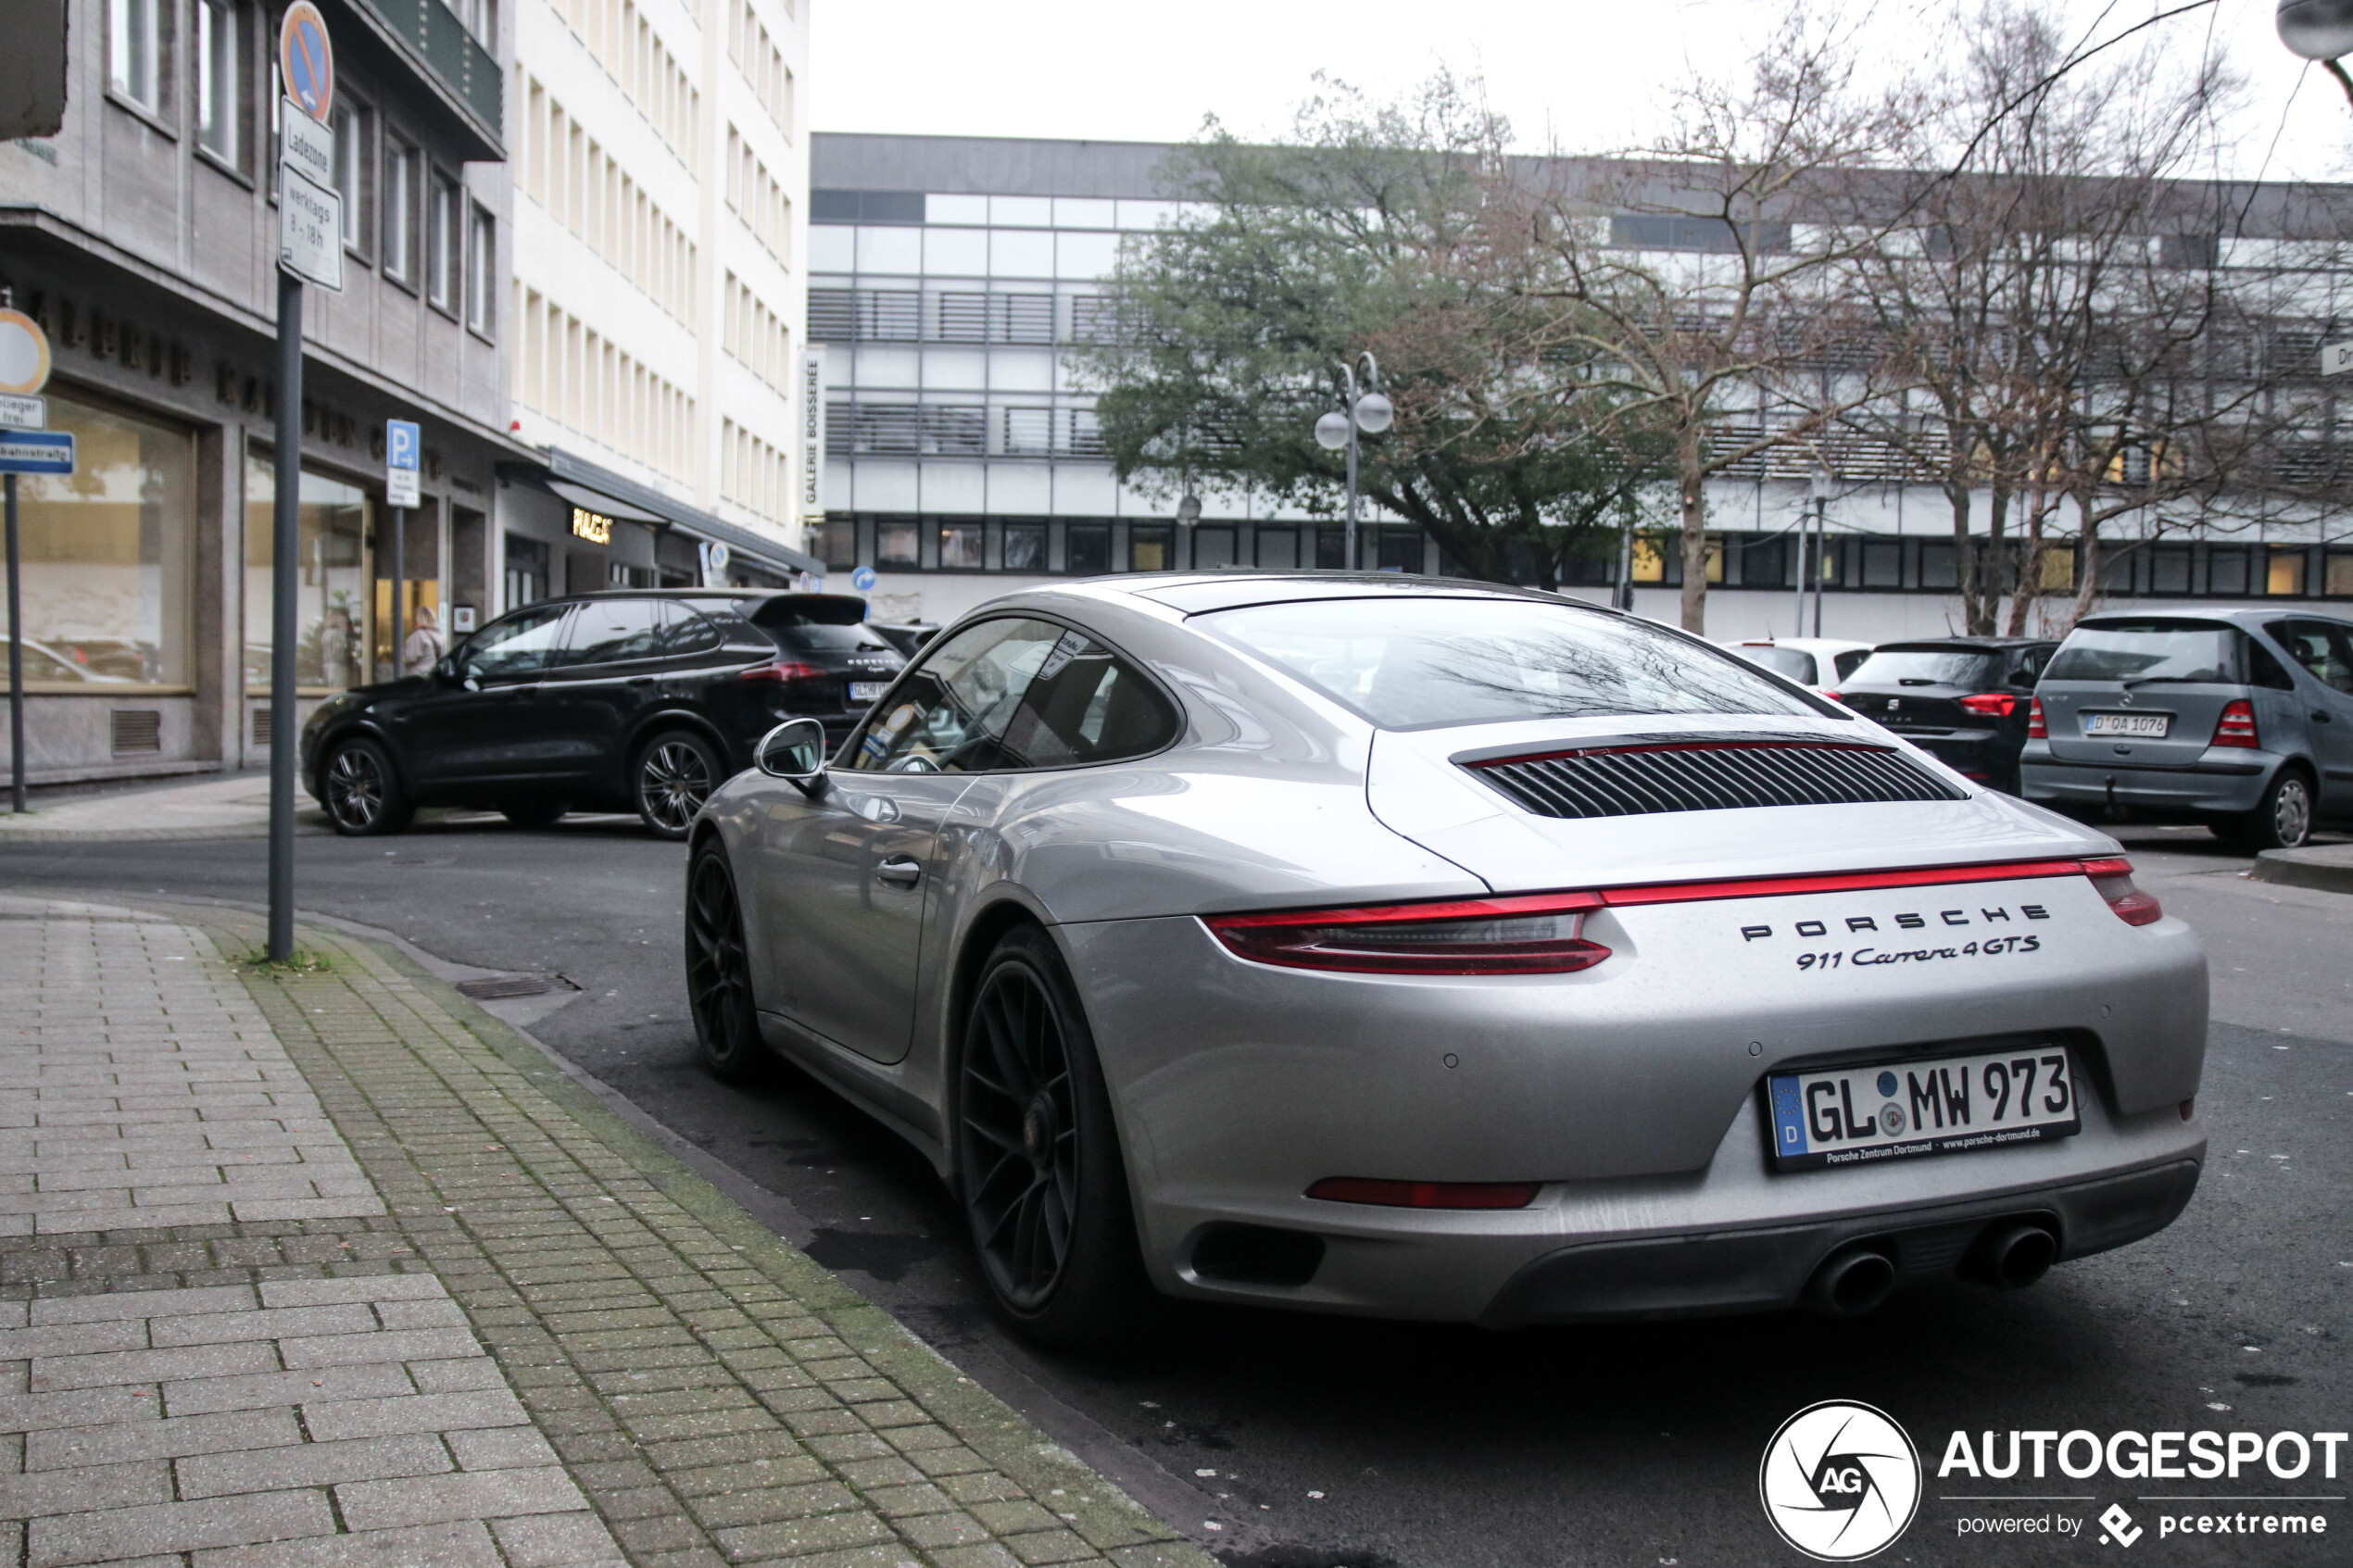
[809,0,2353,186]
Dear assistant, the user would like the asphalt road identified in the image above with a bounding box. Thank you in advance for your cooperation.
[4,797,2348,1568]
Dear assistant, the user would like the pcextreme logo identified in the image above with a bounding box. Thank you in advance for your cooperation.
[1760,1400,1924,1561]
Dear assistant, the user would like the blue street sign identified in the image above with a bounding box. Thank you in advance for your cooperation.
[0,432,72,474]
[385,419,421,470]
[851,566,877,591]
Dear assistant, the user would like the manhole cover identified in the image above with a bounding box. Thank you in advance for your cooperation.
[455,974,574,1000]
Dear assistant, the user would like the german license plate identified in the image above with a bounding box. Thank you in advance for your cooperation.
[848,681,889,703]
[2082,711,2170,738]
[1766,1047,2080,1172]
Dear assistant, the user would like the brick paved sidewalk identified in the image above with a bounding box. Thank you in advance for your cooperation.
[0,897,1213,1568]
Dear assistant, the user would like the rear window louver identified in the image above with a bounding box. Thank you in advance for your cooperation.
[1466,740,1967,820]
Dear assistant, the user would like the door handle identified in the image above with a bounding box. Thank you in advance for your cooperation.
[2315,710,2334,723]
[875,855,922,888]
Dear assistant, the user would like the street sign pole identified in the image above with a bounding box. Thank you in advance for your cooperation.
[390,505,404,678]
[6,471,21,815]
[269,266,303,960]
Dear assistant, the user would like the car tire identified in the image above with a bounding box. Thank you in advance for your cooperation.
[2230,766,2315,851]
[321,738,413,836]
[684,845,767,1084]
[634,730,723,840]
[500,801,566,829]
[954,924,1153,1348]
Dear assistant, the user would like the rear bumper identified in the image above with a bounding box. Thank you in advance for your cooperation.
[1896,729,2018,786]
[2021,753,2272,814]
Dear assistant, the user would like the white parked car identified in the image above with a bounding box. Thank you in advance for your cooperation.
[1724,637,1877,692]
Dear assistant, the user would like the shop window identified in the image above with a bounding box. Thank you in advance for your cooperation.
[6,394,195,692]
[2326,551,2353,597]
[2149,545,2191,596]
[1193,526,1237,571]
[1130,525,1172,572]
[2207,546,2248,596]
[1315,531,1346,570]
[1630,536,1667,583]
[244,456,371,694]
[2268,549,2308,596]
[817,520,857,570]
[1002,521,1047,572]
[504,534,549,608]
[939,523,984,570]
[1378,530,1422,574]
[108,0,167,115]
[876,521,920,568]
[1920,544,1957,590]
[195,0,241,168]
[1255,529,1297,570]
[1065,524,1111,576]
[1861,540,1902,589]
[2039,545,2077,593]
[1740,535,1787,587]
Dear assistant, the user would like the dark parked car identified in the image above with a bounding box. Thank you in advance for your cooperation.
[867,620,941,658]
[2021,609,2353,849]
[299,591,905,838]
[1831,637,2058,794]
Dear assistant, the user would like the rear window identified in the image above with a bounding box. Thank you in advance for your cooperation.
[1736,646,1817,683]
[1844,648,1997,688]
[1202,597,1821,728]
[2045,622,2237,684]
[745,596,899,655]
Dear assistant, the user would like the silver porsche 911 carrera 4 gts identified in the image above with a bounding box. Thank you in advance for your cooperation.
[684,575,2207,1345]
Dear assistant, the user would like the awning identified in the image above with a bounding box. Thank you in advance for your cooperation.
[499,447,822,578]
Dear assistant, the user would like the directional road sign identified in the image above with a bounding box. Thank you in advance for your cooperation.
[385,419,421,507]
[0,432,74,475]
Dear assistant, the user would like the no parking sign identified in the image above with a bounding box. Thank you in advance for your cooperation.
[279,1,334,123]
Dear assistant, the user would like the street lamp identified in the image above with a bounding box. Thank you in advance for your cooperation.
[1312,352,1392,571]
[2278,0,2353,106]
[1801,469,1831,638]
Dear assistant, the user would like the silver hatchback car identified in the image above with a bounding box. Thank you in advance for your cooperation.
[686,576,2208,1344]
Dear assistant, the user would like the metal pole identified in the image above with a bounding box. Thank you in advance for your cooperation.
[269,268,303,962]
[1343,407,1359,571]
[1812,496,1827,638]
[1617,526,1635,611]
[390,505,405,680]
[1792,516,1806,638]
[6,472,23,814]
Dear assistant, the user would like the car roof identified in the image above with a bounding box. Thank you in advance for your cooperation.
[568,588,850,603]
[1114,571,1613,617]
[2077,606,2352,629]
[1869,636,2054,650]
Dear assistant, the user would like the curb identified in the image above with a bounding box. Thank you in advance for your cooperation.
[2250,847,2353,895]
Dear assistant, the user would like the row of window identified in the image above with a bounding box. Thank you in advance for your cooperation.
[810,287,1116,346]
[725,126,794,265]
[520,79,698,326]
[726,0,794,143]
[719,419,791,524]
[827,402,1103,459]
[516,288,698,483]
[812,517,1423,577]
[551,0,700,169]
[722,275,795,396]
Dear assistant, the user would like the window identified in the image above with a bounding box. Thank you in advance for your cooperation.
[817,520,857,570]
[2269,621,2353,695]
[2207,546,2249,597]
[1065,524,1110,576]
[939,523,984,571]
[504,534,549,608]
[1130,525,1171,573]
[427,171,462,311]
[1203,598,1817,729]
[466,204,496,333]
[1254,529,1297,571]
[108,0,165,113]
[384,138,420,283]
[195,0,239,165]
[1002,522,1047,572]
[2328,551,2353,597]
[331,102,371,252]
[446,0,493,44]
[1192,527,1236,571]
[5,394,195,692]
[560,598,666,665]
[244,458,371,693]
[2268,548,2308,596]
[851,618,1178,773]
[1845,647,1998,687]
[876,521,919,568]
[459,605,572,679]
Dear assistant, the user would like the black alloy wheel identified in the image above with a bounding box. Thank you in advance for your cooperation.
[685,847,765,1083]
[322,738,412,836]
[956,925,1150,1346]
[2221,766,2315,851]
[635,731,721,839]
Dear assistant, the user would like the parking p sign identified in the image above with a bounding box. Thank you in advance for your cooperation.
[385,419,421,507]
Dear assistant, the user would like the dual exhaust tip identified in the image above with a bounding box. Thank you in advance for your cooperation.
[1803,1220,2058,1317]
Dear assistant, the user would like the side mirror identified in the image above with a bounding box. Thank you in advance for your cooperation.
[756,718,829,791]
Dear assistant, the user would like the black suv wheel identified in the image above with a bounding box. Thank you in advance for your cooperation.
[321,738,413,836]
[635,731,722,839]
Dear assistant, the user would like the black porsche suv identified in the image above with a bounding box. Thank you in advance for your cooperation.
[300,591,905,838]
[1831,636,2059,795]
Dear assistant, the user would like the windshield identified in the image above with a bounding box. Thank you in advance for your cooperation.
[1735,646,1817,683]
[1844,648,1996,689]
[1203,597,1821,728]
[2045,623,2236,684]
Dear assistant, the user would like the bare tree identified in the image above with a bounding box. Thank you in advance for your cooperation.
[1499,8,1901,633]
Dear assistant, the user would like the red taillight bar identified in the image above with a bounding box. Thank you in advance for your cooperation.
[739,660,824,684]
[1594,859,2094,907]
[1205,890,1603,931]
